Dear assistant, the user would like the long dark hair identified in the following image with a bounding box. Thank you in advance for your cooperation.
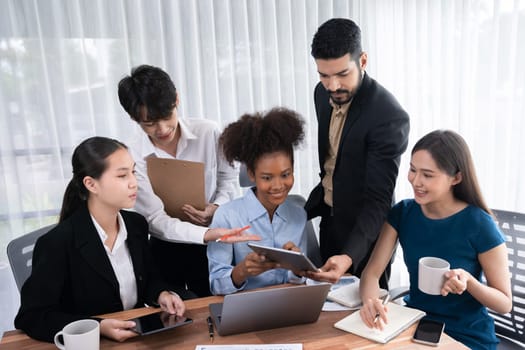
[59,137,128,222]
[412,130,491,214]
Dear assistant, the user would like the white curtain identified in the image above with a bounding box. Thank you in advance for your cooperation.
[1,0,524,336]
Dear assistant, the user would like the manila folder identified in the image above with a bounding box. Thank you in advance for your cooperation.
[146,157,206,221]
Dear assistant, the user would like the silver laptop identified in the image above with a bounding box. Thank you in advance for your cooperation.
[209,283,331,336]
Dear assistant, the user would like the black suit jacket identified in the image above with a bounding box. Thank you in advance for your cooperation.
[15,204,168,342]
[306,73,410,282]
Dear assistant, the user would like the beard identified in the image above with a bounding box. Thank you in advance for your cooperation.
[328,66,363,105]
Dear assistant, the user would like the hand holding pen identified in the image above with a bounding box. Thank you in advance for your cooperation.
[372,294,390,330]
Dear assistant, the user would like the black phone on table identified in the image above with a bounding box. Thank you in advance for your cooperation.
[412,317,445,346]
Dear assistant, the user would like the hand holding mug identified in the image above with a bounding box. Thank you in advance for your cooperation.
[441,269,470,296]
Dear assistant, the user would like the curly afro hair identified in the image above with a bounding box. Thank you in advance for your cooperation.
[219,107,305,173]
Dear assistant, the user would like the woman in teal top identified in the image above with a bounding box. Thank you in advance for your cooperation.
[359,130,512,349]
[207,107,307,295]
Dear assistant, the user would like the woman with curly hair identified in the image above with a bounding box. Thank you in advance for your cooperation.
[207,107,307,295]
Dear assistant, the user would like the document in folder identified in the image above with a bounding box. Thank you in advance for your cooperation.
[146,157,206,221]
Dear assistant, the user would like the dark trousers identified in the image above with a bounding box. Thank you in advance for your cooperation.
[149,236,211,299]
[319,213,391,290]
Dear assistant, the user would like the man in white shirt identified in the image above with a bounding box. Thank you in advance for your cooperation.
[118,65,249,297]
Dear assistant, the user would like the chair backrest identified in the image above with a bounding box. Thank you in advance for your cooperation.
[287,194,323,267]
[490,209,525,347]
[7,224,56,291]
[238,164,323,267]
[238,163,253,188]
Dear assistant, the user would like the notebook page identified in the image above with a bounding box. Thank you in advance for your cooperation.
[333,303,426,343]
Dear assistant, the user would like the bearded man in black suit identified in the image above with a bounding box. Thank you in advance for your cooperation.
[305,18,410,289]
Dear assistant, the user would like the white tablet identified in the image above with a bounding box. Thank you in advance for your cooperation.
[129,311,192,336]
[247,242,319,272]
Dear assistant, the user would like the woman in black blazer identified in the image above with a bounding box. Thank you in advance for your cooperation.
[15,137,186,342]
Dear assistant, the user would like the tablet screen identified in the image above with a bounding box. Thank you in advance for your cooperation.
[247,243,319,272]
[130,312,192,335]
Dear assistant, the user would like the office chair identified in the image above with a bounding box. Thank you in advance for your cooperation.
[490,209,525,349]
[238,164,323,267]
[6,224,56,291]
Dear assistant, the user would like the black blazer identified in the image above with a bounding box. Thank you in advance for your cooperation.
[14,204,168,342]
[306,73,410,281]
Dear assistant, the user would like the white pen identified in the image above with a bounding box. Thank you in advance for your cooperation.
[373,293,391,324]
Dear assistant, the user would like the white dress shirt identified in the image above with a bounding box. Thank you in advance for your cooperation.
[128,118,239,244]
[92,212,138,310]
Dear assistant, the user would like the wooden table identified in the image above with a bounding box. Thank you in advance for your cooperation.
[0,295,467,350]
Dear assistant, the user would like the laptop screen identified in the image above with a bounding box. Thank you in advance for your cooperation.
[209,283,330,336]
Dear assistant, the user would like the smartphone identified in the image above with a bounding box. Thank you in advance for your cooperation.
[412,317,445,346]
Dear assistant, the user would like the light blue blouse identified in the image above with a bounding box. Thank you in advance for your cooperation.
[207,188,307,295]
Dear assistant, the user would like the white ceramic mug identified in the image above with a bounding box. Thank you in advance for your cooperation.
[418,257,450,295]
[54,319,100,350]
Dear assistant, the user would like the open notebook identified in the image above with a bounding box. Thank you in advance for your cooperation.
[334,302,426,343]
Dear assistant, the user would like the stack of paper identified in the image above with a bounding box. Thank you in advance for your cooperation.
[327,278,388,309]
